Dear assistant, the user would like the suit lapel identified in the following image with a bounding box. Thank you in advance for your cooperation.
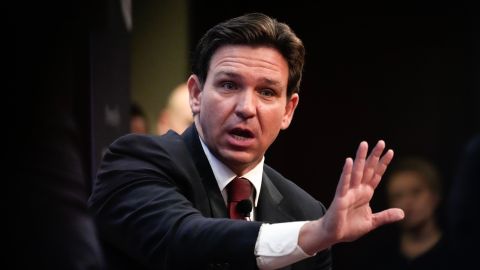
[181,125,295,223]
[180,127,297,269]
[182,125,228,218]
[256,172,295,223]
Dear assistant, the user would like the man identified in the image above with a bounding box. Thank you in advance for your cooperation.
[130,102,149,134]
[156,82,193,135]
[89,13,404,269]
[372,158,452,270]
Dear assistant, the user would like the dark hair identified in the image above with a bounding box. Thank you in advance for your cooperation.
[388,157,443,196]
[130,102,146,118]
[192,13,305,97]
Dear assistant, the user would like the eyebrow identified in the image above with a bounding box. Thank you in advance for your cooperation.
[213,71,282,87]
[213,71,241,80]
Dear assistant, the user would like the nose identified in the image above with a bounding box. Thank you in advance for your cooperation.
[235,90,256,119]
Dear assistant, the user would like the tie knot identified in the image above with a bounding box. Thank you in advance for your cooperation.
[227,177,252,202]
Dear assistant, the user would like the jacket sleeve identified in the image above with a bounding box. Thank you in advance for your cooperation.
[88,134,262,269]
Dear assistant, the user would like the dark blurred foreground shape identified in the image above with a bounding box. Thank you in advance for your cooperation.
[448,134,480,269]
[12,0,130,268]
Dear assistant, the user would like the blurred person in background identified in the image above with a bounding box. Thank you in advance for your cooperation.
[373,157,452,270]
[156,82,193,135]
[130,102,149,134]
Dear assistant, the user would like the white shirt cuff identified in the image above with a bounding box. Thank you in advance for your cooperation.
[255,221,313,269]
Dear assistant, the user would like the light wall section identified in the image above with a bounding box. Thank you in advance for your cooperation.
[132,0,189,134]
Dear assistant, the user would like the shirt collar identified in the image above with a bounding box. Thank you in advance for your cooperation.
[199,137,263,206]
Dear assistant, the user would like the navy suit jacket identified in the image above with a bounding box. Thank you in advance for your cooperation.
[89,125,332,270]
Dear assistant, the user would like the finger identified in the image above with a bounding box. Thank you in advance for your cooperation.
[362,140,385,184]
[350,141,368,188]
[372,208,404,229]
[336,158,353,197]
[369,149,394,189]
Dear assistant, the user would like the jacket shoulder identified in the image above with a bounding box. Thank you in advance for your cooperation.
[90,132,199,208]
[263,164,327,216]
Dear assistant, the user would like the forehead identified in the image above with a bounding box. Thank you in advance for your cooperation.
[388,171,427,190]
[208,45,288,80]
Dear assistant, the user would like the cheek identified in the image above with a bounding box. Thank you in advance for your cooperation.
[390,198,407,210]
[403,194,435,218]
[261,105,286,124]
[201,106,220,128]
[258,111,283,137]
[201,95,221,115]
[418,195,438,214]
[201,98,231,129]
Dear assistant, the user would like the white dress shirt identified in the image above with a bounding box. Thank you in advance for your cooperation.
[199,138,313,269]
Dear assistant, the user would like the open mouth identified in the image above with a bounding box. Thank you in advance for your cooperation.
[230,128,254,140]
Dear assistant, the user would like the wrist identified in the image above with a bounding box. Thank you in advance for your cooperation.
[298,219,334,255]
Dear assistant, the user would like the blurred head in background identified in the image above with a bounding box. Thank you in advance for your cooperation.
[156,82,193,135]
[130,102,148,134]
[386,157,442,231]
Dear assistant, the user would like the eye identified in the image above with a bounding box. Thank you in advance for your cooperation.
[259,89,275,97]
[222,81,237,90]
[411,187,423,197]
[390,192,404,201]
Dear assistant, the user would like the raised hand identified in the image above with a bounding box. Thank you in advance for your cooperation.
[299,140,404,254]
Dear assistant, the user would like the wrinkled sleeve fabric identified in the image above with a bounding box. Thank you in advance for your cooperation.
[88,134,262,269]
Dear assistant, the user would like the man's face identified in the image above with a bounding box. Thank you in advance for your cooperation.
[387,171,439,230]
[130,116,147,134]
[188,45,299,175]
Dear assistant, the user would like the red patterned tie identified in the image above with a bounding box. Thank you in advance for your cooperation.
[226,177,253,219]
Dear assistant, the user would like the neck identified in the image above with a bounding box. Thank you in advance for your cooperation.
[400,219,442,259]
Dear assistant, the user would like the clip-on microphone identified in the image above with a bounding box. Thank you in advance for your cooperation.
[236,199,253,221]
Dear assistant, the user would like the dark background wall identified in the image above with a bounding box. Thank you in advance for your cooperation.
[188,1,479,268]
[13,0,478,268]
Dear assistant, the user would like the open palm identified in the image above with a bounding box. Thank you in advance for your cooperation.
[323,140,404,243]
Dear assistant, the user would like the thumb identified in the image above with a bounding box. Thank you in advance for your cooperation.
[372,208,404,229]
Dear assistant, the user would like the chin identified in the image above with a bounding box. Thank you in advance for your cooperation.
[402,219,425,230]
[221,151,255,165]
[227,154,255,165]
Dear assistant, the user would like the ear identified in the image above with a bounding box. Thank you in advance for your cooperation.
[281,93,299,130]
[187,75,202,115]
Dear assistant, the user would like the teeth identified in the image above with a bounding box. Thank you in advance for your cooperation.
[232,134,249,141]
